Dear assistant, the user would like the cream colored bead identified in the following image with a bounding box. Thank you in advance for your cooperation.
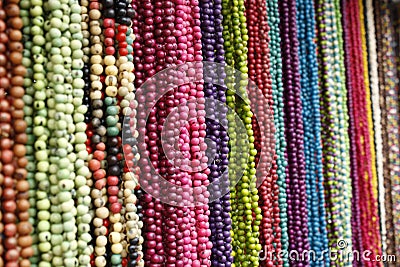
[105,86,118,97]
[109,232,121,243]
[90,91,101,99]
[122,107,131,116]
[127,72,135,82]
[90,64,103,75]
[95,256,107,267]
[109,213,121,224]
[126,212,139,221]
[95,207,109,219]
[90,44,103,55]
[127,228,139,239]
[111,243,123,254]
[113,222,123,232]
[104,55,116,66]
[125,180,137,190]
[126,220,138,229]
[125,203,137,213]
[105,65,118,76]
[125,194,137,204]
[92,217,103,228]
[90,55,102,64]
[120,78,129,87]
[91,80,102,91]
[96,236,107,247]
[118,87,129,97]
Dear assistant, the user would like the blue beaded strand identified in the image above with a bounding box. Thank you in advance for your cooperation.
[296,0,329,265]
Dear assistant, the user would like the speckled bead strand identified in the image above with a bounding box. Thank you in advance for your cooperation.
[28,0,51,264]
[19,0,38,263]
[88,0,108,265]
[4,0,33,266]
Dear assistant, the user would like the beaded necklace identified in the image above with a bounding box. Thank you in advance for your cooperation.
[316,0,353,264]
[279,0,310,265]
[1,1,32,265]
[245,0,282,265]
[28,0,51,264]
[296,0,329,264]
[20,0,39,264]
[221,0,262,265]
[2,1,33,267]
[365,0,386,254]
[88,0,109,265]
[264,0,289,265]
[374,0,400,257]
[342,0,382,263]
[199,0,233,266]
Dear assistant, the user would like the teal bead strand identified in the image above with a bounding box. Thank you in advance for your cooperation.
[266,0,289,266]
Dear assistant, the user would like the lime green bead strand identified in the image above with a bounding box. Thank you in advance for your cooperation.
[222,0,261,265]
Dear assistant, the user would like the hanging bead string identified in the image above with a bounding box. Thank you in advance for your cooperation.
[20,0,38,263]
[88,0,109,264]
[332,0,353,254]
[365,0,386,254]
[28,0,51,264]
[358,0,383,257]
[245,0,282,265]
[296,0,329,264]
[264,0,289,265]
[102,2,123,265]
[374,0,400,259]
[279,0,310,265]
[342,0,382,264]
[133,0,166,264]
[5,0,33,265]
[119,2,144,266]
[222,0,262,265]
[359,0,378,201]
[200,0,233,266]
[342,0,363,258]
[316,0,353,265]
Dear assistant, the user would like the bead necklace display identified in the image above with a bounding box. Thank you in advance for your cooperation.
[245,0,282,265]
[222,0,262,265]
[315,0,353,264]
[279,0,310,265]
[265,0,289,265]
[199,0,233,266]
[342,0,382,263]
[296,0,329,264]
[0,0,399,266]
[365,0,386,255]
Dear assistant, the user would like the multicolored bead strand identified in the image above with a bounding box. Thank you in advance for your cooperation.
[365,0,386,255]
[296,0,329,264]
[245,0,282,265]
[316,0,353,265]
[342,0,382,264]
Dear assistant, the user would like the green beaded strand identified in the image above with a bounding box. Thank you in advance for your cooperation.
[20,0,39,265]
[222,0,261,266]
